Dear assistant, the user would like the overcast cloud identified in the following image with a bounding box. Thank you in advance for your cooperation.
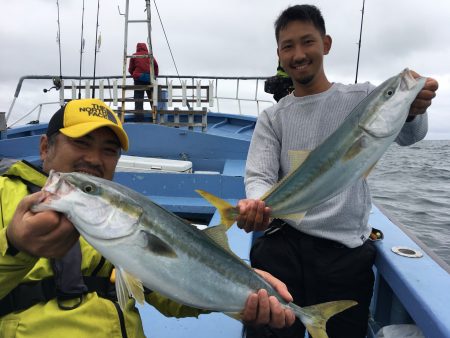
[1,0,449,139]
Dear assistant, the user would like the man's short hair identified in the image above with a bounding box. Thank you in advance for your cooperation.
[275,5,326,42]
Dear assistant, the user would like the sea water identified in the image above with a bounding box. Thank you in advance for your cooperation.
[368,140,450,266]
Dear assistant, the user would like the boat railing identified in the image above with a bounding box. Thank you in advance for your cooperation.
[7,102,60,128]
[157,75,274,117]
[6,74,275,127]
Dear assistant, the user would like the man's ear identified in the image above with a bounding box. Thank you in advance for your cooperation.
[40,135,49,161]
[323,35,332,55]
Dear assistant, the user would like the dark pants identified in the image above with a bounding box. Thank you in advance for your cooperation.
[245,222,376,338]
[133,78,152,120]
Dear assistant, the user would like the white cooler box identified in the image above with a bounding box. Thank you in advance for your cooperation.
[116,155,192,173]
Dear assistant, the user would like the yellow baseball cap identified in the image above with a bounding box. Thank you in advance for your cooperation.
[46,99,129,151]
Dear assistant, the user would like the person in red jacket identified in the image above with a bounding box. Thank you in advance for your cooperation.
[128,42,159,120]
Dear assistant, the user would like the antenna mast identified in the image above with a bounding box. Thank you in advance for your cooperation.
[355,0,365,84]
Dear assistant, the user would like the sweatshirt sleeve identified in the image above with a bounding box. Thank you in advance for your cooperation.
[245,108,281,199]
[395,113,428,146]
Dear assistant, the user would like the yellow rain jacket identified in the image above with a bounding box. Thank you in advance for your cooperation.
[0,160,204,338]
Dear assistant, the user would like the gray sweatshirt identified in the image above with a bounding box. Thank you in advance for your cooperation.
[245,82,428,248]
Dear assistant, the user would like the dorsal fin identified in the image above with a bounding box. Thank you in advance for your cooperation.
[202,224,233,253]
[202,224,245,264]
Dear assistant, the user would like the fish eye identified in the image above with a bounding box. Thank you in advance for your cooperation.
[82,183,96,194]
[385,88,395,97]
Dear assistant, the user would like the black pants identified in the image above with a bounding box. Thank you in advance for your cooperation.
[133,79,152,119]
[245,222,376,338]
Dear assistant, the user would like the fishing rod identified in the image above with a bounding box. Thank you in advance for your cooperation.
[92,0,101,98]
[56,0,63,84]
[43,0,63,95]
[153,0,180,79]
[78,0,86,99]
[355,0,366,84]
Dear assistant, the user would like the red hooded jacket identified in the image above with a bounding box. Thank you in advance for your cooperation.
[128,42,159,80]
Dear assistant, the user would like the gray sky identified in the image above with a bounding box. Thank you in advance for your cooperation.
[1,0,449,139]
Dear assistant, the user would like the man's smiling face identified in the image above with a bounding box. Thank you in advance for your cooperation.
[40,127,121,180]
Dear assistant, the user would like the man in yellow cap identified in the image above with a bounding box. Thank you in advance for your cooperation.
[0,99,295,337]
[40,98,129,180]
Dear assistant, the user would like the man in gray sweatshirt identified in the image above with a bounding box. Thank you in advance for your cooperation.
[238,5,439,338]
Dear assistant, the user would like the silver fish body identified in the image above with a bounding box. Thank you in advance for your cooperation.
[37,171,275,311]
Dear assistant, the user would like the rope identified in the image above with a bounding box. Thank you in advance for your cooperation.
[152,0,190,108]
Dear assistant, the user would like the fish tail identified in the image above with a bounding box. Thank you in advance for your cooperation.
[289,300,357,338]
[195,189,237,229]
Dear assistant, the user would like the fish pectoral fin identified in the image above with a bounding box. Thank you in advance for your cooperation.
[260,150,310,201]
[203,224,232,252]
[274,212,306,223]
[195,189,237,230]
[142,230,178,258]
[288,150,310,171]
[115,266,145,310]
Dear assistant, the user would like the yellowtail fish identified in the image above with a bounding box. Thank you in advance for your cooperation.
[196,69,426,227]
[33,171,357,338]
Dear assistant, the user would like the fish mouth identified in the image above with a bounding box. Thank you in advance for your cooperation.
[35,192,61,209]
[31,173,73,214]
[400,68,420,91]
[42,170,76,196]
[358,68,426,139]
